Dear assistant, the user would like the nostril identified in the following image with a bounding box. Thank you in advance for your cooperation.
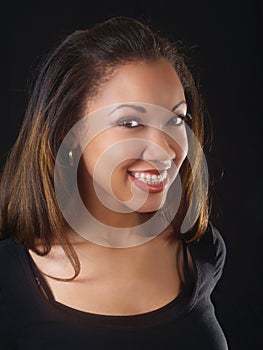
[141,141,176,162]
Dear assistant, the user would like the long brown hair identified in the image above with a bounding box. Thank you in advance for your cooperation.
[0,17,212,280]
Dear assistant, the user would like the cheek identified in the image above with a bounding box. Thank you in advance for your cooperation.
[167,126,188,159]
[177,148,188,167]
[81,145,101,178]
[80,143,138,203]
[82,138,140,180]
[171,139,188,170]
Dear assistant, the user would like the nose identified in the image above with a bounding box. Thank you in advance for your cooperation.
[142,127,176,161]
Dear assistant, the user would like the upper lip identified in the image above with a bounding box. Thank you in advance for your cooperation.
[128,169,168,175]
[128,161,172,173]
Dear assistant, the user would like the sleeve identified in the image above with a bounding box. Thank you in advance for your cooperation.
[208,221,227,283]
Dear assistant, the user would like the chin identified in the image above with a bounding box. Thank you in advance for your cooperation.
[133,196,167,214]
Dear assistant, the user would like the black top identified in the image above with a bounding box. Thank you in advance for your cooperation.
[0,222,228,349]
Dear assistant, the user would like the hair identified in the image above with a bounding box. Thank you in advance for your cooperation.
[0,16,212,280]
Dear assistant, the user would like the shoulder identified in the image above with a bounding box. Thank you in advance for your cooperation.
[0,237,17,257]
[188,221,227,283]
[0,237,26,281]
[0,238,22,346]
[207,221,227,269]
[0,236,31,311]
[0,237,19,259]
[189,221,226,261]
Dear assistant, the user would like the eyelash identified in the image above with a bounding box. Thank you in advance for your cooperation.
[167,115,187,127]
[117,117,142,128]
[116,114,190,129]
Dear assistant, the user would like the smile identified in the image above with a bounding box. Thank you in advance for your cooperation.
[128,170,168,193]
[129,170,168,185]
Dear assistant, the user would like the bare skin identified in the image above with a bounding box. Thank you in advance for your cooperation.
[29,59,194,316]
[29,229,192,315]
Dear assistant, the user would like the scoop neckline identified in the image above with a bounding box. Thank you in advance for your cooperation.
[17,238,199,329]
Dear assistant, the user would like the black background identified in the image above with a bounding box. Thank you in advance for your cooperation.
[2,1,263,349]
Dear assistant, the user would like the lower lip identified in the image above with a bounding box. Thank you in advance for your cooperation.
[128,173,167,193]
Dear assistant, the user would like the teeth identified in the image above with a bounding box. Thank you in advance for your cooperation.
[131,170,168,184]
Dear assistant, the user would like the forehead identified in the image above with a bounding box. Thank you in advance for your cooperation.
[87,60,185,114]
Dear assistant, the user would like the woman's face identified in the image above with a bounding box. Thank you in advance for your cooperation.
[77,60,188,216]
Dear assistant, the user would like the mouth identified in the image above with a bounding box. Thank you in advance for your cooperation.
[128,169,168,193]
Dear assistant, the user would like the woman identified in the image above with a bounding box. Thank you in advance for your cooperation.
[0,17,228,349]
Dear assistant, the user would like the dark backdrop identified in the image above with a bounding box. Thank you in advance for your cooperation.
[2,1,263,349]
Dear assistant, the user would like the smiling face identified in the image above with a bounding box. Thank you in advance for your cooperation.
[77,59,188,221]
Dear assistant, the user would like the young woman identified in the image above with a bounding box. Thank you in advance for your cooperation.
[0,17,228,349]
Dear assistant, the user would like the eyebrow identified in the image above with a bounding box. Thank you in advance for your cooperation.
[109,100,187,115]
[109,104,147,115]
[171,100,187,112]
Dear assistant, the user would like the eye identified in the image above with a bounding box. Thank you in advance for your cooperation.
[167,113,191,127]
[117,117,142,128]
[167,114,185,126]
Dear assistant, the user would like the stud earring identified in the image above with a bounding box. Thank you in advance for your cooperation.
[68,150,74,166]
